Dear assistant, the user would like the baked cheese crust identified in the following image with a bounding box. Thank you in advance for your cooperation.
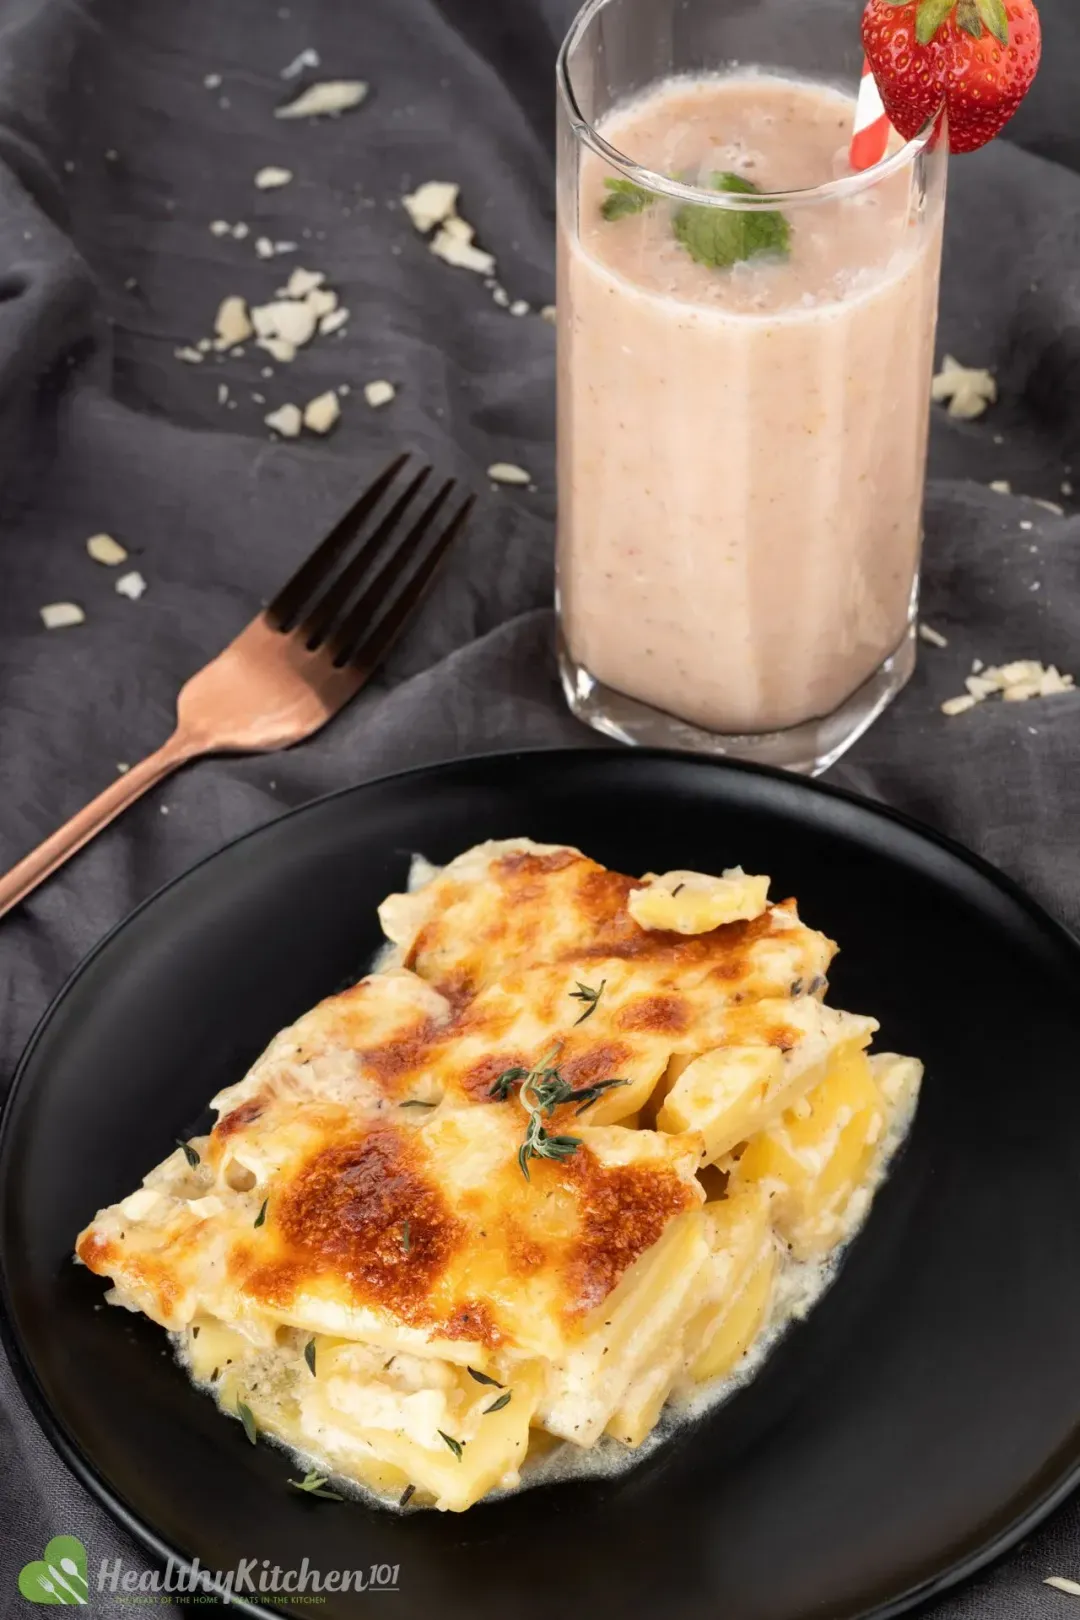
[76,838,921,1512]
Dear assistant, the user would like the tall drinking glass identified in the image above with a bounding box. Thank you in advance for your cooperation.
[555,0,947,774]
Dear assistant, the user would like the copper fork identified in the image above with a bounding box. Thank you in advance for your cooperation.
[0,455,474,922]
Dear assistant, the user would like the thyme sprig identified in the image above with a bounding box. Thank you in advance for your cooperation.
[490,1042,630,1179]
[569,978,606,1024]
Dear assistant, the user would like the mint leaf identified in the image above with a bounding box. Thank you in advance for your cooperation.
[601,178,655,221]
[672,172,790,271]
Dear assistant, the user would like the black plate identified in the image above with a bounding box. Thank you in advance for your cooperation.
[4,749,1080,1620]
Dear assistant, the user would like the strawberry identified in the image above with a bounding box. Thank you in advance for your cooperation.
[861,0,1041,155]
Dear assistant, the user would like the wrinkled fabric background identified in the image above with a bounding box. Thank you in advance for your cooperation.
[0,0,1078,1613]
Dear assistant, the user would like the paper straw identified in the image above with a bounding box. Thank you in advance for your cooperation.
[849,58,892,171]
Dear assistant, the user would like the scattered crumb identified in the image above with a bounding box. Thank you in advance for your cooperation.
[275,81,368,119]
[303,391,341,434]
[491,286,509,308]
[931,356,997,420]
[252,392,266,405]
[430,227,496,275]
[487,462,531,485]
[540,304,556,323]
[232,222,250,240]
[918,623,948,648]
[174,345,204,364]
[338,384,350,396]
[261,365,275,378]
[116,571,147,601]
[1019,521,1033,532]
[40,602,85,630]
[87,533,128,566]
[1046,1577,1080,1597]
[401,181,459,233]
[281,47,320,79]
[364,379,395,408]
[274,241,298,255]
[196,338,213,353]
[209,219,231,237]
[319,307,349,335]
[117,763,130,774]
[989,480,1011,495]
[943,660,1074,716]
[1034,498,1064,516]
[214,295,253,349]
[217,383,229,405]
[284,267,325,297]
[204,73,222,89]
[255,237,276,259]
[265,403,302,437]
[1063,481,1073,497]
[252,298,317,348]
[972,658,984,673]
[160,805,169,816]
[307,287,337,319]
[255,166,293,190]
[509,299,529,317]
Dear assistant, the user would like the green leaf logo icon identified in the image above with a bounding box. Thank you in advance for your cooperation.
[18,1537,88,1605]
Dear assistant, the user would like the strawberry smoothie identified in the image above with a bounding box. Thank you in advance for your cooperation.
[556,73,945,741]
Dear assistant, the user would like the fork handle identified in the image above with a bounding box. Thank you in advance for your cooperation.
[0,732,198,922]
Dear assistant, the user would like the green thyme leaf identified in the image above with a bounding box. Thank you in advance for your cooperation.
[288,1470,343,1500]
[518,1112,582,1180]
[601,178,655,221]
[399,1483,416,1507]
[176,1138,200,1168]
[569,978,606,1025]
[484,1391,512,1415]
[489,1065,531,1100]
[253,1198,268,1228]
[673,172,790,271]
[437,1430,464,1460]
[237,1400,257,1446]
[467,1367,504,1388]
[304,1337,317,1376]
[402,1219,411,1254]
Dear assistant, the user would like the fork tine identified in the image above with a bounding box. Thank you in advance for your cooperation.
[267,453,410,632]
[300,466,433,649]
[332,494,475,671]
[317,478,455,657]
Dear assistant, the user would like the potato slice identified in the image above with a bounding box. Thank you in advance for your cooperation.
[628,868,770,934]
[734,1043,887,1258]
[689,1242,777,1383]
[658,1046,785,1163]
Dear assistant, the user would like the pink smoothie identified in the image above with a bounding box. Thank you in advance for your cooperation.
[557,74,944,736]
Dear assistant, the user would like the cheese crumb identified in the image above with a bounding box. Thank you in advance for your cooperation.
[40,602,85,629]
[256,336,297,363]
[232,222,250,241]
[265,403,302,438]
[251,299,318,348]
[284,267,325,298]
[319,307,349,335]
[303,391,341,434]
[509,299,530,317]
[401,181,459,233]
[306,287,338,319]
[209,219,231,237]
[1034,498,1065,516]
[917,623,948,648]
[213,295,252,349]
[364,379,396,408]
[255,166,293,190]
[931,356,997,420]
[1046,1577,1080,1597]
[115,571,147,601]
[255,237,276,260]
[487,462,530,485]
[943,660,1075,716]
[204,73,222,89]
[430,227,495,276]
[989,480,1012,495]
[174,346,204,364]
[941,694,978,716]
[281,47,320,79]
[540,304,556,324]
[87,533,128,566]
[275,81,368,119]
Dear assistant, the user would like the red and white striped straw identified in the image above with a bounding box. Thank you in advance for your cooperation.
[849,58,892,171]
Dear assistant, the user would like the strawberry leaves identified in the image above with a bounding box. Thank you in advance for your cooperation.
[910,0,1010,45]
[915,0,959,46]
[975,0,1010,44]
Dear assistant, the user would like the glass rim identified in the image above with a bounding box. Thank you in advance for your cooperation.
[556,0,940,209]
